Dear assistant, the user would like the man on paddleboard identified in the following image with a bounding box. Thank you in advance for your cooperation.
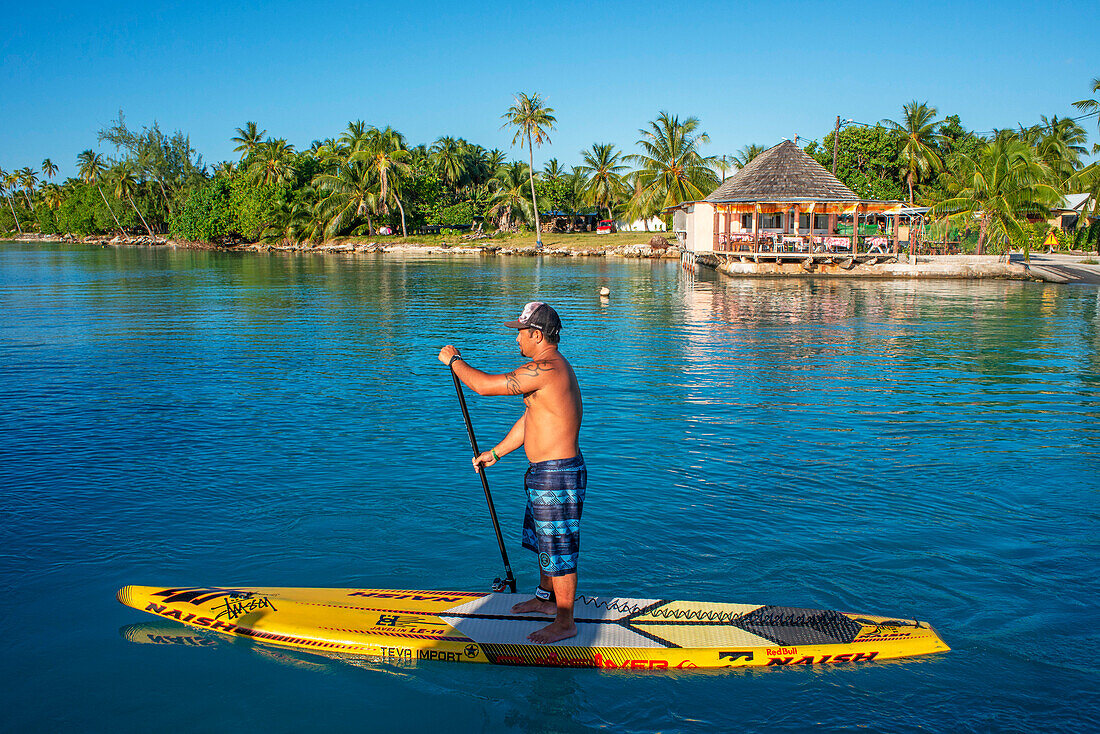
[438,302,584,644]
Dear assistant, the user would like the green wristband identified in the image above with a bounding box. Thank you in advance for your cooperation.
[491,449,500,461]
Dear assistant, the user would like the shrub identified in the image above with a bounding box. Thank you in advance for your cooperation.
[431,201,475,227]
[56,185,112,235]
[229,177,283,241]
[169,178,232,242]
[36,207,58,234]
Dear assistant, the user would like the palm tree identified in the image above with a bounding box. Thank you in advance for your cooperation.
[109,163,155,236]
[626,111,718,212]
[247,139,296,187]
[1033,115,1088,183]
[212,161,237,177]
[713,154,736,180]
[77,150,124,232]
[17,167,38,211]
[930,137,1060,259]
[339,121,370,155]
[488,162,534,232]
[487,148,507,173]
[462,143,494,188]
[231,122,267,160]
[732,144,766,170]
[314,159,378,237]
[41,158,58,181]
[501,92,556,248]
[356,126,413,237]
[1067,163,1100,253]
[0,169,22,233]
[882,101,943,205]
[41,183,63,210]
[263,196,324,246]
[1072,77,1100,153]
[620,174,662,232]
[429,136,468,190]
[543,158,565,181]
[576,143,627,221]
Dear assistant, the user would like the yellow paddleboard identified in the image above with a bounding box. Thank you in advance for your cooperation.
[117,585,949,669]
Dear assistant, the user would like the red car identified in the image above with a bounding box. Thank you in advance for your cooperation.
[597,220,616,234]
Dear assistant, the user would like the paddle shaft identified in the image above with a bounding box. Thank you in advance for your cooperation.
[450,365,517,593]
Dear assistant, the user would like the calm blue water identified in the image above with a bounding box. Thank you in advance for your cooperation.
[1,242,1097,732]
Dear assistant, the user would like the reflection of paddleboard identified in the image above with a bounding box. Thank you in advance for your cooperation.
[121,623,221,648]
[117,585,949,669]
[120,621,341,672]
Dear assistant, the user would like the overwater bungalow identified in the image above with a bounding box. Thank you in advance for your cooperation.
[669,140,915,258]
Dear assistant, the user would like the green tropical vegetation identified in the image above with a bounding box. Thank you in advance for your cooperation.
[2,82,1098,254]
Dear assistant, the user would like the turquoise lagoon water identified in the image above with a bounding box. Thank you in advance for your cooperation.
[1,241,1097,732]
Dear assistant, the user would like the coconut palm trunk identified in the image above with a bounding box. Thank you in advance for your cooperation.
[395,197,407,238]
[155,177,171,214]
[128,192,155,236]
[22,190,35,212]
[97,185,125,233]
[6,195,22,233]
[526,131,542,247]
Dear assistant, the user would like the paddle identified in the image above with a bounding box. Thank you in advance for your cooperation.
[450,364,517,594]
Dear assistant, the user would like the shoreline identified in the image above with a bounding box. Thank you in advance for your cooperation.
[4,232,681,260]
[6,233,1099,283]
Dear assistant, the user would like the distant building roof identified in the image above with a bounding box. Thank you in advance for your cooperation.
[705,139,859,203]
[1058,193,1093,212]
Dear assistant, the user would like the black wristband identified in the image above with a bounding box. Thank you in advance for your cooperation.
[448,354,463,367]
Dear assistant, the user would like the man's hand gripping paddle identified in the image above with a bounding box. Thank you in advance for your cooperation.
[450,363,517,593]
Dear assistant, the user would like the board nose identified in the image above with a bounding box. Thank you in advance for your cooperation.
[117,586,138,608]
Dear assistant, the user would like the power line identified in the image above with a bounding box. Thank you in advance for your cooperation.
[838,109,1098,137]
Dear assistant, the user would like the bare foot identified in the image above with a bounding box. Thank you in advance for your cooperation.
[510,597,556,615]
[528,619,577,644]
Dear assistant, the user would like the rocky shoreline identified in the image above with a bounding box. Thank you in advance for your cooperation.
[8,233,1099,283]
[7,232,682,259]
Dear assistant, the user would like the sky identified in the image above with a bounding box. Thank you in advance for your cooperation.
[2,0,1098,180]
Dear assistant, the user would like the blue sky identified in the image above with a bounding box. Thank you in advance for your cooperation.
[2,0,1098,179]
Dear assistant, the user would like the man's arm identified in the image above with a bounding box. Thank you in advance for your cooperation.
[473,411,526,470]
[438,345,555,397]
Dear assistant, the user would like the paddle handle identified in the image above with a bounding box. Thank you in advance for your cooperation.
[450,366,517,593]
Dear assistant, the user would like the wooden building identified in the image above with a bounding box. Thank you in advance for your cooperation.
[669,140,906,256]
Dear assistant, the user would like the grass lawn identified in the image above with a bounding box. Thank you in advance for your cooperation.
[344,230,670,250]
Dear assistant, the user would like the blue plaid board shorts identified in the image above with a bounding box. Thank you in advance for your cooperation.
[521,454,586,577]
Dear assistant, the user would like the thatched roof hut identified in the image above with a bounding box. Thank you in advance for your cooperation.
[669,140,904,254]
[706,140,858,203]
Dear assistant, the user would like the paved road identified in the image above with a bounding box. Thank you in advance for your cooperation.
[1015,253,1100,284]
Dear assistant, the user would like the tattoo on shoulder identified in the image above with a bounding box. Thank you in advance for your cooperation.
[519,360,555,377]
[506,360,554,396]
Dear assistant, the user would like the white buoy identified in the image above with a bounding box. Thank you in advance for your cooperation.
[599,286,610,297]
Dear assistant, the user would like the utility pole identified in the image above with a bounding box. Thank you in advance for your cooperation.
[832,116,841,176]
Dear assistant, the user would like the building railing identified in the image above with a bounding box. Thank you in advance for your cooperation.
[712,232,899,255]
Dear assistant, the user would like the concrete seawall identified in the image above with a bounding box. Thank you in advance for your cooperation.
[697,252,1100,285]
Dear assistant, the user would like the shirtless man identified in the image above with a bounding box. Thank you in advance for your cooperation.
[437,302,584,644]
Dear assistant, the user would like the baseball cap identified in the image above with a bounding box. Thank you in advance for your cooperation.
[504,301,562,336]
